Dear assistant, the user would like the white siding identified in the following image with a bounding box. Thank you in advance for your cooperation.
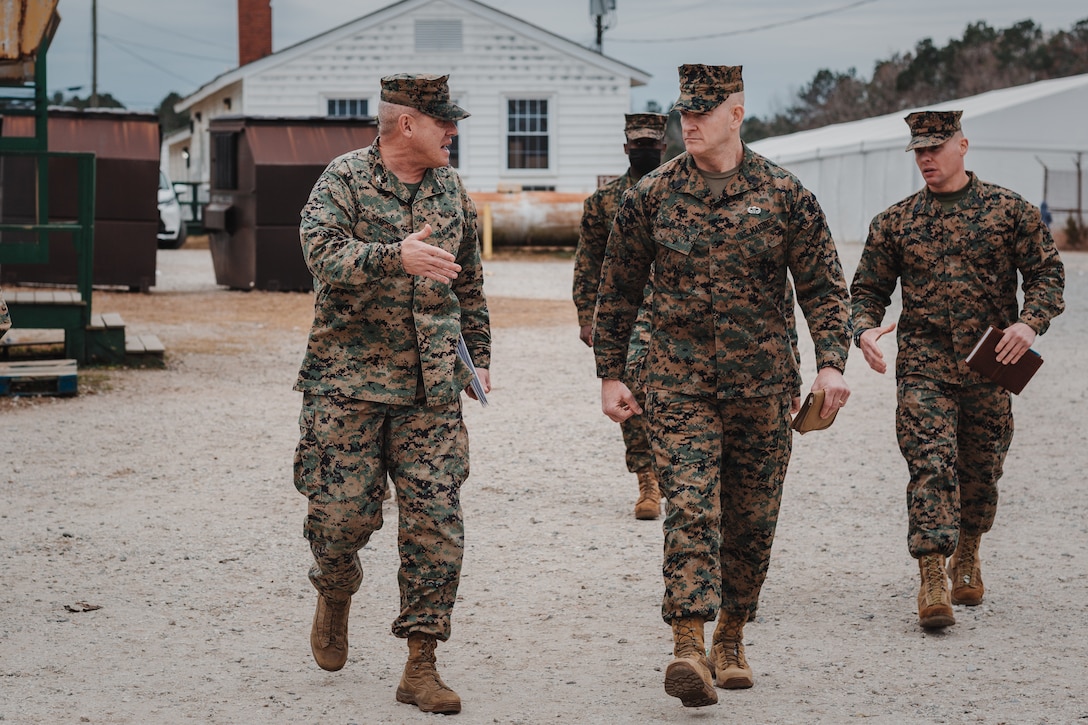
[234,1,633,193]
[175,83,244,187]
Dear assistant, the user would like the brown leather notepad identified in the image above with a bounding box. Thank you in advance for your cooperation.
[791,389,838,434]
[965,325,1043,395]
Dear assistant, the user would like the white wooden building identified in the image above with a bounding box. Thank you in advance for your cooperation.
[167,0,650,197]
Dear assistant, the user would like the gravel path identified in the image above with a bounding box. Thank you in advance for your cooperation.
[2,244,1086,724]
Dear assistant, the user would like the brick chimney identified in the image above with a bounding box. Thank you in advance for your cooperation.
[238,0,272,67]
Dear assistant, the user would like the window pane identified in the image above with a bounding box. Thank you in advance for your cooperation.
[506,98,549,169]
[327,98,369,117]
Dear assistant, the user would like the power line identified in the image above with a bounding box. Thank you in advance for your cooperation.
[100,6,232,51]
[608,0,881,43]
[99,32,232,64]
[99,35,202,88]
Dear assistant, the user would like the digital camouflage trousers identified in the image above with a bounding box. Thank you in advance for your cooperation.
[645,389,792,623]
[896,376,1012,559]
[294,393,468,641]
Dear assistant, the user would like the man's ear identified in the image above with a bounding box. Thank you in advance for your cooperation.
[731,103,745,130]
[398,113,414,137]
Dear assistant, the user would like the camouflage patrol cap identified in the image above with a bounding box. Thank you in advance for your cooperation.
[673,64,743,113]
[904,110,962,151]
[380,73,470,121]
[624,113,668,142]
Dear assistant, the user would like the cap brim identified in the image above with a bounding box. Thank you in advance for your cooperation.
[425,102,470,122]
[671,96,723,114]
[905,134,949,152]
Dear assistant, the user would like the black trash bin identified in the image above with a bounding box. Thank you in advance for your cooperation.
[1,108,160,292]
[205,115,379,291]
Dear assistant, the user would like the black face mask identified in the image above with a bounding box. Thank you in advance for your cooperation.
[628,147,663,176]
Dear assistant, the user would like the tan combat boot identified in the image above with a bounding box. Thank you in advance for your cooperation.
[634,468,661,520]
[708,612,753,689]
[664,617,718,707]
[917,555,955,629]
[396,633,462,714]
[947,533,984,606]
[310,591,351,671]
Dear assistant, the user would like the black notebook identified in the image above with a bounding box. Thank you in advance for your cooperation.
[965,325,1043,395]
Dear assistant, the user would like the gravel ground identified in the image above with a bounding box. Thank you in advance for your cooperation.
[1,243,1087,724]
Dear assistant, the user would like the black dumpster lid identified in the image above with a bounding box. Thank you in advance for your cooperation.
[210,115,379,166]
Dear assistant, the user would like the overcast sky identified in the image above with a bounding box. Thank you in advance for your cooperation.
[44,0,1088,117]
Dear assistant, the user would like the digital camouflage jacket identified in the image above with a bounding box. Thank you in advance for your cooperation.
[851,172,1065,382]
[573,170,634,327]
[594,147,849,399]
[295,141,490,405]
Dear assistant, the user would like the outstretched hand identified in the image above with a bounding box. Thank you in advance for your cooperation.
[859,322,897,375]
[401,224,461,283]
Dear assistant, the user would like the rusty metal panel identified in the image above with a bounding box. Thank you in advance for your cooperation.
[0,0,60,82]
[2,110,159,220]
[242,121,378,165]
[4,109,160,160]
[0,109,160,289]
[1,219,157,291]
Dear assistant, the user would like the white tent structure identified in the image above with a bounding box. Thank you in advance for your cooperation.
[750,73,1088,244]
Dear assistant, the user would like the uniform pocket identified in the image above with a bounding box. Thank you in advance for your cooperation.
[738,222,784,258]
[658,229,695,256]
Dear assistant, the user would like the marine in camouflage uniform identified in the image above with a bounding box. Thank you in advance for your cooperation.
[573,113,667,519]
[293,73,489,714]
[594,64,850,706]
[850,110,1065,629]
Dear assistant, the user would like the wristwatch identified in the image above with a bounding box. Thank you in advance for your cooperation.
[853,327,868,348]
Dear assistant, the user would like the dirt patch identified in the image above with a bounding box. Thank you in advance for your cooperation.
[2,248,1087,724]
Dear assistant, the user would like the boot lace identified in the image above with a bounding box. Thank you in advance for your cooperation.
[637,471,658,498]
[409,638,454,693]
[672,620,702,659]
[719,642,747,669]
[922,556,946,604]
[712,618,747,668]
[953,539,979,586]
[317,596,348,647]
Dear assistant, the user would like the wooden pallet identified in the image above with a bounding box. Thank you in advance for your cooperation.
[0,359,78,396]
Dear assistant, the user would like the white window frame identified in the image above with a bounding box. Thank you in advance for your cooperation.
[325,97,371,118]
[503,94,554,175]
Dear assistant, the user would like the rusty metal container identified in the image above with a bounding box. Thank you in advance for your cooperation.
[469,191,584,247]
[205,115,379,291]
[0,0,60,83]
[1,108,160,291]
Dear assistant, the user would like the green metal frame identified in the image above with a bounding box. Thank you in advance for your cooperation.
[173,180,205,235]
[1,27,98,362]
[0,150,97,315]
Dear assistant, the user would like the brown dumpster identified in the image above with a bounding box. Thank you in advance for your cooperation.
[1,108,160,292]
[205,115,378,291]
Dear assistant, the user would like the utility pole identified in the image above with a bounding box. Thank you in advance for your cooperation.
[589,0,616,54]
[91,0,98,107]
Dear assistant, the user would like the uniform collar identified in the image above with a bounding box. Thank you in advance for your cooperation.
[367,140,453,203]
[674,144,759,201]
[915,171,983,214]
